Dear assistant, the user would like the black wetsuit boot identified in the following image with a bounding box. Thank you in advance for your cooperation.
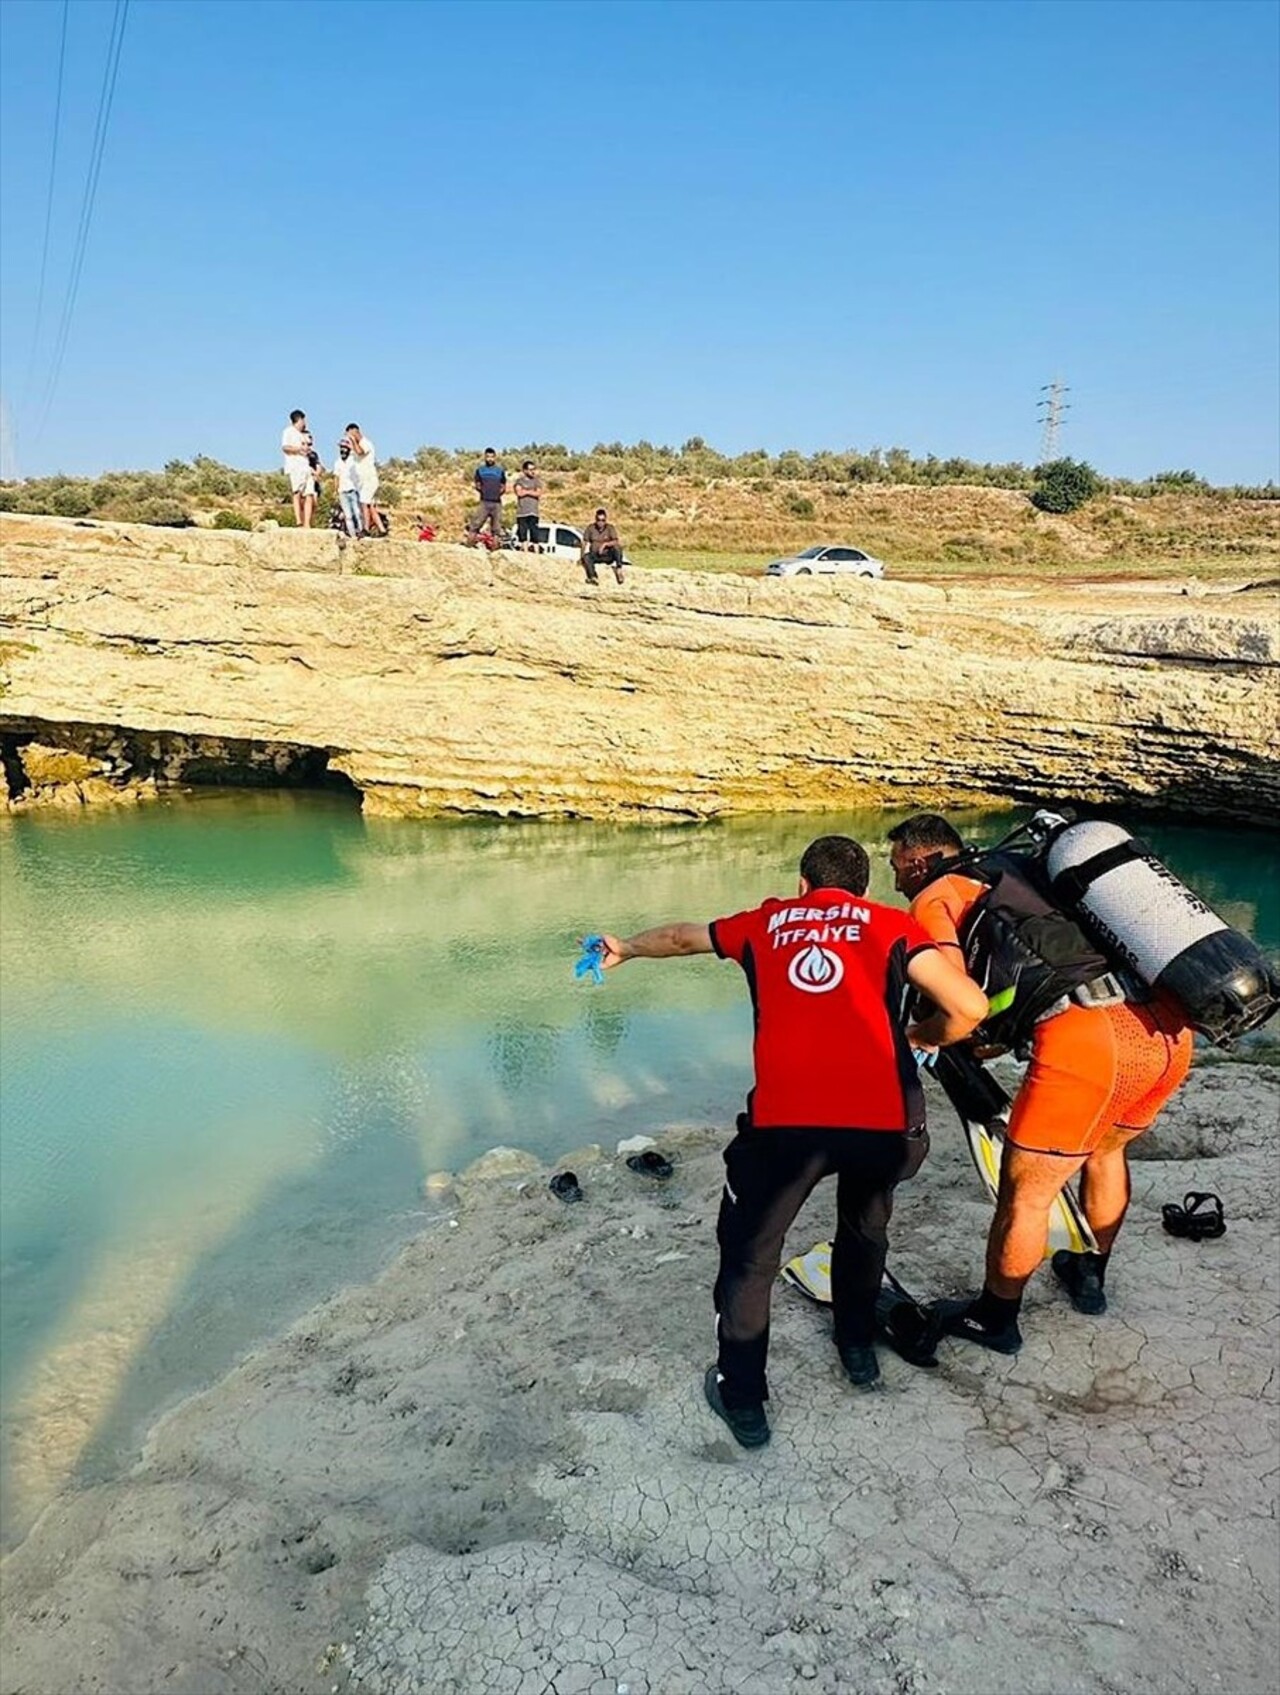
[1052,1249,1109,1315]
[933,1286,1024,1354]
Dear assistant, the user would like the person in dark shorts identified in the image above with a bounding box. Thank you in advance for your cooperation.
[514,459,543,549]
[469,447,507,544]
[581,508,625,584]
[592,835,987,1448]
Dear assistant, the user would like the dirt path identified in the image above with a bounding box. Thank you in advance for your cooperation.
[2,1063,1277,1695]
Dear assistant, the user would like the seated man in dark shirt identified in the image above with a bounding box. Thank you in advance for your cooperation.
[580,508,625,584]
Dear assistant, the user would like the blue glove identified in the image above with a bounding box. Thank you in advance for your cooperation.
[574,934,607,986]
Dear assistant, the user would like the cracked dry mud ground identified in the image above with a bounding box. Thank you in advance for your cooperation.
[1,1065,1276,1695]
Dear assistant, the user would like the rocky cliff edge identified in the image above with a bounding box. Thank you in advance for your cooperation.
[1,514,1276,822]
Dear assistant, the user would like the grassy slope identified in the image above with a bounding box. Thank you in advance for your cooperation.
[396,469,1279,580]
[4,459,1276,580]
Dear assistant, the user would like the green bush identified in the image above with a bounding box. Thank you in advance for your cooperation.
[47,485,94,517]
[1144,468,1210,493]
[942,534,988,562]
[785,494,816,519]
[212,509,252,531]
[109,498,193,527]
[1031,458,1103,514]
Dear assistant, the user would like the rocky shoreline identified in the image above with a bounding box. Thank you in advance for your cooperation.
[2,514,1277,824]
[1,1062,1276,1695]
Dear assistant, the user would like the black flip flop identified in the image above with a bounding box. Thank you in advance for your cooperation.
[1162,1191,1225,1241]
[626,1149,674,1180]
[549,1171,584,1203]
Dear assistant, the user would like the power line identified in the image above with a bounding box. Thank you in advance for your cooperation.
[33,0,130,445]
[21,0,70,415]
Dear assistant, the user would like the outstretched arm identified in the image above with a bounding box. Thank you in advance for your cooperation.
[597,924,714,969]
[904,947,988,1049]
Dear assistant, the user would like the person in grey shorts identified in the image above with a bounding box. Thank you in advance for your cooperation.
[514,459,543,549]
[469,448,507,543]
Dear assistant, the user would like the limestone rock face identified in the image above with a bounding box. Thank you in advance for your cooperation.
[1,512,1277,823]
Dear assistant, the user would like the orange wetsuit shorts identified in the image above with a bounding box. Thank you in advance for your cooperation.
[1005,1000,1193,1158]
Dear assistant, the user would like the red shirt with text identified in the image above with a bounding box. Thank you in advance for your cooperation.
[710,888,935,1131]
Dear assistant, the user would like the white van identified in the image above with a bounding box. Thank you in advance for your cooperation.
[514,519,633,569]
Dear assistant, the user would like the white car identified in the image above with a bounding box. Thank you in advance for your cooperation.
[764,545,885,579]
[515,519,633,569]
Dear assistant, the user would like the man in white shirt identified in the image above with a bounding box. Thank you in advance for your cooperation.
[345,423,380,536]
[281,409,317,529]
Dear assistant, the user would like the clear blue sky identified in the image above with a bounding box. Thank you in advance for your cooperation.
[1,0,1276,482]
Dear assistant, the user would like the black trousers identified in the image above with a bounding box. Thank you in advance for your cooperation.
[714,1122,929,1407]
[584,546,623,580]
[516,514,540,543]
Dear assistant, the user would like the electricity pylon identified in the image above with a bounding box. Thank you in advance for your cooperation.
[1037,381,1070,461]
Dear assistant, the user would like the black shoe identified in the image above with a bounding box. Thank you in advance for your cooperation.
[703,1367,770,1448]
[548,1171,583,1203]
[838,1342,881,1388]
[585,572,599,585]
[931,1297,1023,1355]
[1052,1250,1107,1315]
[625,1149,674,1180]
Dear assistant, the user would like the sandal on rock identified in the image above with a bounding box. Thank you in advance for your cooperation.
[1161,1192,1225,1241]
[549,1171,584,1203]
[626,1149,674,1179]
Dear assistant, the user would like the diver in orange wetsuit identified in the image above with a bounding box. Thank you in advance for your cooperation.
[886,813,1193,1353]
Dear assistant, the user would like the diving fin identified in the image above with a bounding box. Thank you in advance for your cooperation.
[781,1240,832,1304]
[780,1249,941,1368]
[934,1045,1097,1257]
[962,1118,1098,1255]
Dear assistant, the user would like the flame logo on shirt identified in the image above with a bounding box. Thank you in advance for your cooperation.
[787,944,845,994]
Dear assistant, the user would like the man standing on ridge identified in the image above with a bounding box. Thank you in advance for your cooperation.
[470,447,507,545]
[886,813,1194,1354]
[345,423,380,537]
[514,459,543,549]
[333,436,363,536]
[281,409,316,529]
[593,835,987,1449]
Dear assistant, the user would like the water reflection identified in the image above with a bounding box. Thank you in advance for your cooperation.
[0,794,1274,1544]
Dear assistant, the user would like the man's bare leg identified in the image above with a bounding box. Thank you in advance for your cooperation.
[1077,1122,1144,1253]
[301,494,315,530]
[292,491,304,526]
[985,1143,1087,1296]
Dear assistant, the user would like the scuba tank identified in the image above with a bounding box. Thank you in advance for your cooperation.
[1039,817,1280,1047]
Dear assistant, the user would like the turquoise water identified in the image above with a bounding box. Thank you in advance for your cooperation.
[0,794,1275,1539]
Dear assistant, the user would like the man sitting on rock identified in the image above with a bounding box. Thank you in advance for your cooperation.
[580,508,625,585]
[591,835,986,1448]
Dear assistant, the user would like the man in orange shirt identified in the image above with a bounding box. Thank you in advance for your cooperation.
[886,813,1193,1353]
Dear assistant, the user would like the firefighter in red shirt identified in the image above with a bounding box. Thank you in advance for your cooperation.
[595,834,987,1449]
